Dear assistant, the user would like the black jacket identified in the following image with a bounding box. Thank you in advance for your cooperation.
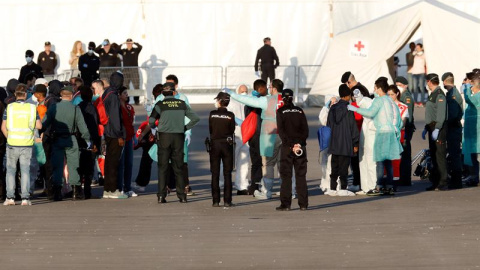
[121,43,143,67]
[37,51,57,75]
[276,103,309,148]
[254,44,279,72]
[209,107,235,140]
[4,79,19,105]
[102,72,125,139]
[79,53,100,86]
[18,62,43,83]
[327,99,359,156]
[78,100,101,149]
[95,46,120,67]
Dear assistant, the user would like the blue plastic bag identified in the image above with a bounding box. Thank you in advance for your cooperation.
[317,126,331,152]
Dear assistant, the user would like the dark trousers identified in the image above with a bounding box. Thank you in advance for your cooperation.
[330,155,351,190]
[351,155,360,187]
[42,137,54,193]
[104,137,123,192]
[135,144,153,187]
[399,127,414,186]
[79,150,96,197]
[210,140,233,204]
[261,66,275,83]
[429,132,448,187]
[279,145,308,208]
[447,126,463,188]
[248,134,262,190]
[157,133,186,200]
[165,162,188,190]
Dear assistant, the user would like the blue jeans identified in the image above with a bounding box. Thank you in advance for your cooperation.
[412,74,426,103]
[407,73,413,91]
[117,140,133,192]
[6,146,32,199]
[376,160,393,188]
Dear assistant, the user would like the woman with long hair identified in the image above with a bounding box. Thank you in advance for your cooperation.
[69,41,84,76]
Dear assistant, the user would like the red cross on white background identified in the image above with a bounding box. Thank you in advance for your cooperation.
[354,41,365,51]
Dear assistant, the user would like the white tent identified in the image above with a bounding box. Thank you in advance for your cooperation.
[308,0,480,103]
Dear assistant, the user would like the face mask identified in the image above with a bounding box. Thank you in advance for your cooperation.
[31,95,38,103]
[374,92,380,98]
[214,101,220,109]
[252,90,261,97]
[398,86,405,92]
[26,57,32,63]
[240,92,247,95]
[88,49,94,55]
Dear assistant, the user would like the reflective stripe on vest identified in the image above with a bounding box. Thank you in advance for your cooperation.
[7,102,36,146]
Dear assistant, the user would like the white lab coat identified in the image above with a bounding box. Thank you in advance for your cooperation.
[358,97,377,192]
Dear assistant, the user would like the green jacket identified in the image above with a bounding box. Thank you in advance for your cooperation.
[149,96,200,133]
[42,100,90,146]
[425,87,446,131]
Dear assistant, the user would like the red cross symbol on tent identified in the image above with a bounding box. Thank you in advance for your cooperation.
[354,41,365,52]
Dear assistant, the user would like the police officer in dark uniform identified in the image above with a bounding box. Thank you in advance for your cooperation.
[95,39,120,79]
[423,73,448,191]
[443,72,463,189]
[37,41,58,77]
[276,89,309,211]
[395,76,415,186]
[149,82,200,204]
[120,38,143,105]
[18,50,43,84]
[208,92,236,207]
[254,37,279,83]
[79,42,100,87]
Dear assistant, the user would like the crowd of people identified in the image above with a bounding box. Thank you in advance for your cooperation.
[1,37,479,211]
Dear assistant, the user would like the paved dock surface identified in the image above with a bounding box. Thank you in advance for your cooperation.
[1,104,479,269]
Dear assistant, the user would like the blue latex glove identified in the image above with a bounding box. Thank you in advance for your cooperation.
[432,129,439,141]
[235,117,243,126]
[252,90,261,97]
[421,129,427,140]
[347,104,358,112]
[222,88,232,94]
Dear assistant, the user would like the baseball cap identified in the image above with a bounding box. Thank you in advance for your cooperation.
[214,92,230,101]
[282,89,294,98]
[441,72,453,82]
[126,38,133,43]
[45,41,51,46]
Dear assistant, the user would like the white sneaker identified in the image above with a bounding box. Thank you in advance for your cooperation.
[131,182,146,192]
[355,190,367,195]
[126,191,138,197]
[337,190,356,196]
[253,190,270,200]
[3,198,15,206]
[110,190,128,199]
[21,199,32,206]
[324,190,337,196]
[319,185,328,192]
[347,185,360,192]
[103,191,112,199]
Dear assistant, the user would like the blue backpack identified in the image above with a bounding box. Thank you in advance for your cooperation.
[317,126,331,152]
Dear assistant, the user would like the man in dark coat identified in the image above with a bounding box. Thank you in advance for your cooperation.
[254,37,279,83]
[327,84,359,196]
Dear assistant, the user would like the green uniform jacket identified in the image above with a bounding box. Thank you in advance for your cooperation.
[149,96,200,133]
[42,100,90,147]
[425,87,447,131]
[445,85,463,127]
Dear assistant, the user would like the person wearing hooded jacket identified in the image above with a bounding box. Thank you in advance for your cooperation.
[326,84,359,196]
[102,71,127,199]
[4,79,20,105]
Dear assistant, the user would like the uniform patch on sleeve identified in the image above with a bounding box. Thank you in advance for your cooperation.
[438,98,444,102]
[406,98,411,103]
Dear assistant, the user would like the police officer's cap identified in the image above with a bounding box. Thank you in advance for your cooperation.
[162,82,175,93]
[426,73,439,84]
[214,92,230,101]
[61,86,74,94]
[103,39,110,45]
[282,89,294,98]
[341,71,351,83]
[44,41,51,46]
[395,76,408,85]
[126,38,133,43]
[88,42,96,49]
[441,72,453,82]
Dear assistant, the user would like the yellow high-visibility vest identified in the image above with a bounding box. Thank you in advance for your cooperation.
[7,102,36,146]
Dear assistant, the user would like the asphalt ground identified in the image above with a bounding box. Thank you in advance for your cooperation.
[0,103,479,269]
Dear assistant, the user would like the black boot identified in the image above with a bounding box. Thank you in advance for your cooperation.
[84,178,92,199]
[53,185,63,201]
[72,185,85,200]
